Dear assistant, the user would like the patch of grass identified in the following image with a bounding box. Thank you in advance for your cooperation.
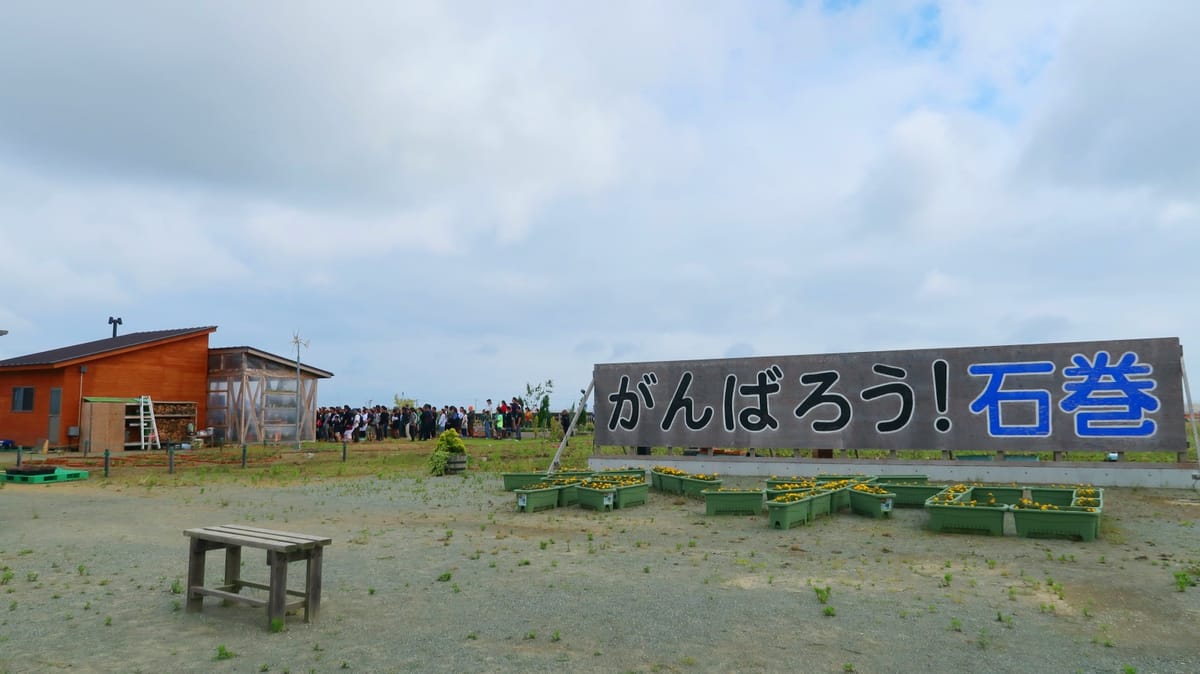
[215,645,237,660]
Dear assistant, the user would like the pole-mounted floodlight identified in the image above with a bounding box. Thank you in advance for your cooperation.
[291,331,310,450]
[0,330,8,337]
[108,316,122,338]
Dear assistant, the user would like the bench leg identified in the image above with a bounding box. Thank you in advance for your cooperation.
[304,547,324,622]
[186,538,206,613]
[267,550,288,630]
[222,545,242,604]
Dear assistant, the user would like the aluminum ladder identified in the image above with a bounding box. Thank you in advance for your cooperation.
[139,395,161,450]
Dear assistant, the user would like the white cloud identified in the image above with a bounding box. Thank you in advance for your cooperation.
[0,1,1197,404]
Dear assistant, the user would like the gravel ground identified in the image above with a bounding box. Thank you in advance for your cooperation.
[1,473,1199,674]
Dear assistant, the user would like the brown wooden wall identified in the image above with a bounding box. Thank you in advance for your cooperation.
[0,333,210,448]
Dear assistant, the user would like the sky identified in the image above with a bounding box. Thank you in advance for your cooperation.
[1,1,1198,412]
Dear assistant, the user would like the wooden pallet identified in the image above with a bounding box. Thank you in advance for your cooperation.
[2,469,89,484]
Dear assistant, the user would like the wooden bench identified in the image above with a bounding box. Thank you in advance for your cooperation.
[183,524,332,630]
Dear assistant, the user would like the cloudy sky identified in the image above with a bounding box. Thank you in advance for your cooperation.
[1,1,1197,410]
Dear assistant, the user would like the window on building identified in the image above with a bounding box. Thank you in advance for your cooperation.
[11,386,34,412]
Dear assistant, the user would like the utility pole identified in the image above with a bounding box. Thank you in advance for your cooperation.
[291,331,309,450]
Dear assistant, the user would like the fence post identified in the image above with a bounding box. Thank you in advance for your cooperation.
[342,439,347,463]
[241,443,247,469]
[168,445,175,474]
[15,445,22,467]
[103,449,110,478]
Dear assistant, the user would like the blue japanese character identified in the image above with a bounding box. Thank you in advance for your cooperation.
[1060,351,1159,437]
[968,361,1055,437]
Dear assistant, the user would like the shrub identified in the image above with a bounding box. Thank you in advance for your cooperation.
[436,429,466,454]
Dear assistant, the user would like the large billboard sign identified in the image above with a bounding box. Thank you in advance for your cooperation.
[593,338,1185,452]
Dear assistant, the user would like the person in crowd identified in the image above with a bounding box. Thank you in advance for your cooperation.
[483,399,493,439]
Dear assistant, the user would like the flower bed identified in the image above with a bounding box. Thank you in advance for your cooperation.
[679,473,722,498]
[766,492,813,529]
[874,474,928,485]
[595,467,647,479]
[502,470,593,491]
[576,484,616,511]
[1011,487,1103,541]
[875,483,947,507]
[848,484,896,519]
[972,486,1025,507]
[924,485,1006,536]
[808,488,834,519]
[702,489,764,516]
[514,483,561,513]
[1028,486,1079,507]
[579,476,648,509]
[651,466,688,495]
[552,477,583,506]
[1011,503,1100,541]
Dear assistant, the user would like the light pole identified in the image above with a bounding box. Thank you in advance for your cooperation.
[291,332,309,450]
[107,317,122,338]
[0,329,8,336]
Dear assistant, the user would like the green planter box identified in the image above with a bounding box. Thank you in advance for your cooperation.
[679,475,722,498]
[925,503,1007,536]
[1028,487,1077,507]
[514,486,561,513]
[502,471,593,490]
[613,482,649,509]
[557,483,579,507]
[653,471,684,495]
[815,474,875,484]
[874,474,927,485]
[702,490,764,515]
[848,489,896,518]
[650,471,662,490]
[764,486,811,501]
[577,486,617,511]
[1012,506,1100,541]
[970,486,1025,506]
[875,483,947,507]
[767,496,812,530]
[596,468,647,479]
[808,490,833,519]
[830,486,853,512]
[765,477,819,489]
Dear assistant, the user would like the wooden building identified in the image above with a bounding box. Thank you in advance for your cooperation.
[0,328,333,450]
[206,347,333,446]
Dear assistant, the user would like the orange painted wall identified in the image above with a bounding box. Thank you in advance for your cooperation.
[0,333,210,448]
[0,369,67,447]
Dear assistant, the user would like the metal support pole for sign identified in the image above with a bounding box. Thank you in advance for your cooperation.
[241,443,247,468]
[342,439,347,463]
[104,449,110,478]
[168,445,175,474]
[1180,355,1200,473]
[547,380,594,474]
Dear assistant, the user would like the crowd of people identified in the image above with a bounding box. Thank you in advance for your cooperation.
[315,397,575,443]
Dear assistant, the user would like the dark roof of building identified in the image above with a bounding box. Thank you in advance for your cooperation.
[209,345,334,378]
[0,327,218,368]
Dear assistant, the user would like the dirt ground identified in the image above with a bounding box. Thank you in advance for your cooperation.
[1,473,1199,673]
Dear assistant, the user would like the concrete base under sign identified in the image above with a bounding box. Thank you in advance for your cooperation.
[589,456,1200,489]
